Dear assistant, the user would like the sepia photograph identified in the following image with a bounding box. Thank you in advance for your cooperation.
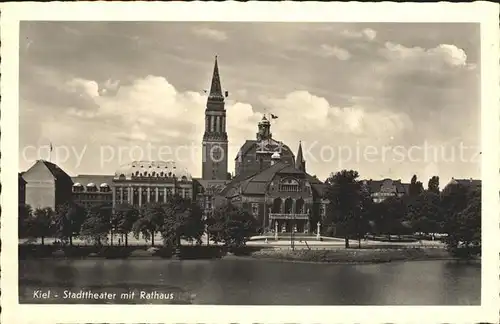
[1,2,499,324]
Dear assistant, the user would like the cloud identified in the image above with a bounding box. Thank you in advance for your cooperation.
[319,44,351,60]
[379,42,471,69]
[341,28,377,41]
[192,27,228,42]
[261,90,411,139]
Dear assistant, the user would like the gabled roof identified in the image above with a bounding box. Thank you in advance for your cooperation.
[448,178,481,188]
[221,161,324,196]
[26,160,73,184]
[362,179,409,195]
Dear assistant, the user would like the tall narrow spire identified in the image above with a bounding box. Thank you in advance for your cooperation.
[296,141,306,172]
[208,55,223,101]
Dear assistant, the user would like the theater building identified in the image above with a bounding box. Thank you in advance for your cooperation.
[112,160,194,208]
[71,175,114,209]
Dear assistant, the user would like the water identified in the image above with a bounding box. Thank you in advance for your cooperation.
[19,258,480,305]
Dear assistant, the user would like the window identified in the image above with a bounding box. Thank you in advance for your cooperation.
[279,178,300,192]
[251,203,259,217]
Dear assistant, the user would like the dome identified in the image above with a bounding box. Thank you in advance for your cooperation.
[100,183,109,187]
[259,115,270,125]
[87,183,96,187]
[113,160,192,181]
[271,151,281,160]
[73,182,82,187]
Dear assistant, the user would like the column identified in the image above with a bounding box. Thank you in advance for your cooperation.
[281,200,285,214]
[147,187,151,203]
[128,187,132,204]
[292,199,296,215]
[163,188,167,202]
[112,187,116,208]
[222,116,226,133]
[210,116,215,132]
[216,116,220,133]
[155,187,159,203]
[205,116,209,131]
[120,187,124,203]
[138,187,142,206]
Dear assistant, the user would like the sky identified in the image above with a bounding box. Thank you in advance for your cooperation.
[19,22,481,185]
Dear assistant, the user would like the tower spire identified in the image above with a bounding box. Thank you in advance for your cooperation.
[296,141,306,172]
[208,55,223,101]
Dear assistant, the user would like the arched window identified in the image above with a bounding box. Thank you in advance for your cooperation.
[279,178,300,192]
[272,197,282,213]
[296,198,305,214]
[284,198,293,214]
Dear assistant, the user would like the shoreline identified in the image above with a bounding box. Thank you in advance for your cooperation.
[19,245,480,264]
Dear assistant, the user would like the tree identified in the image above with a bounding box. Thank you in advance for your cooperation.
[444,188,481,258]
[52,203,87,246]
[440,183,470,232]
[112,203,139,246]
[409,175,424,197]
[207,202,259,248]
[407,191,442,237]
[80,204,112,246]
[428,176,440,194]
[161,195,205,248]
[376,196,409,240]
[19,203,33,238]
[324,170,366,248]
[132,203,165,247]
[30,207,54,245]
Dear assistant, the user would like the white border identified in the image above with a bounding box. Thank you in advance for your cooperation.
[1,2,499,323]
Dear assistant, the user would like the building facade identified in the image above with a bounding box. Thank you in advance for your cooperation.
[363,179,409,203]
[21,160,74,210]
[444,177,481,191]
[71,175,114,209]
[112,160,194,208]
[218,144,327,234]
[19,173,26,205]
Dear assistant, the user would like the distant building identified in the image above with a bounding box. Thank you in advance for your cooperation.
[19,173,26,205]
[444,177,481,192]
[362,179,409,203]
[22,160,73,210]
[112,160,194,208]
[71,175,114,209]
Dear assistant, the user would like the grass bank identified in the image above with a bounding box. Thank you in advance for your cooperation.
[249,247,456,264]
[18,244,263,260]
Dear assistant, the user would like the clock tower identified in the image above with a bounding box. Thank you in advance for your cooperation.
[202,56,229,180]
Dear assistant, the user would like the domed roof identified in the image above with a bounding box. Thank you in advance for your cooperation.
[87,183,96,187]
[114,160,192,181]
[259,115,270,125]
[100,183,109,187]
[73,182,82,187]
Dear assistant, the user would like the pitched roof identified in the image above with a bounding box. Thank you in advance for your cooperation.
[449,178,481,188]
[362,179,409,195]
[35,160,73,183]
[222,161,325,196]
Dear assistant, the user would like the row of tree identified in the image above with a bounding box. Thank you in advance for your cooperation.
[323,171,481,254]
[19,195,260,249]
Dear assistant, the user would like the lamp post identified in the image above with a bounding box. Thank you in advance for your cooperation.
[274,220,278,241]
[290,214,295,251]
[316,221,321,240]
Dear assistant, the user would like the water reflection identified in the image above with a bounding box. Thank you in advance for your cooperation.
[19,259,480,305]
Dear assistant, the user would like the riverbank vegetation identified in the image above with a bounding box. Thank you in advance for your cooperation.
[322,171,481,259]
[19,196,260,259]
[19,170,480,261]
